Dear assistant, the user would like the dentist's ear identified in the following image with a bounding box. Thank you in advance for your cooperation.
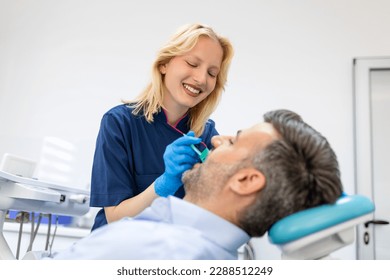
[229,168,266,195]
[159,64,167,74]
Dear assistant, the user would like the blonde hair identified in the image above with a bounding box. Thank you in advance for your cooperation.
[126,23,234,136]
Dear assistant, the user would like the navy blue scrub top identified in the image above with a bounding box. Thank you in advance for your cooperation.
[90,104,218,231]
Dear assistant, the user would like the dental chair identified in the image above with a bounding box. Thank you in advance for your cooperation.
[268,194,375,259]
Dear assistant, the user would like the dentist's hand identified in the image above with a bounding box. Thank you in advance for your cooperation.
[154,131,201,197]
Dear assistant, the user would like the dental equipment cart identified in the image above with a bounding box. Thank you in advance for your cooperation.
[0,170,90,259]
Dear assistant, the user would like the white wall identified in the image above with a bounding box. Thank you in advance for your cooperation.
[1,0,389,259]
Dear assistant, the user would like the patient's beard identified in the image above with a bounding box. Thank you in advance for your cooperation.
[182,164,211,199]
[182,161,240,202]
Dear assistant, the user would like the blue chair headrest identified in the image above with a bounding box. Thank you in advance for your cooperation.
[268,194,375,244]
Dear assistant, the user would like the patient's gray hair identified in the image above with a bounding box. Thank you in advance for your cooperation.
[238,109,343,237]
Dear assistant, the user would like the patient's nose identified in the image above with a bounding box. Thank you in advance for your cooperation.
[211,135,222,148]
[211,135,231,148]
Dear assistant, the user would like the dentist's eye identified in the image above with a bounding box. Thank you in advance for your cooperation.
[208,71,217,78]
[186,61,197,67]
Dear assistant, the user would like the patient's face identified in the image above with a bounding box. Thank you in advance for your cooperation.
[183,122,279,193]
[208,122,279,164]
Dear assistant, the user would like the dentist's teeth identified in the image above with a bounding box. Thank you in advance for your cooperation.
[184,84,200,94]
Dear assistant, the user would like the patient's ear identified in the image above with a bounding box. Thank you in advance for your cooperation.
[229,168,265,195]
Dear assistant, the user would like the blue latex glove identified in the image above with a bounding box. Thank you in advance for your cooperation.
[154,131,202,197]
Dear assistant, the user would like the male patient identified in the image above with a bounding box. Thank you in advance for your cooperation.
[52,109,342,259]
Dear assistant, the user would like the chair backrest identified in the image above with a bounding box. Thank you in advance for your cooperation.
[268,194,375,259]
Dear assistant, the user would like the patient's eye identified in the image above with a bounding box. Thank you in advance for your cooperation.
[230,130,241,145]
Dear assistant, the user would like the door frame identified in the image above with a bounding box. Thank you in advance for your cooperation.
[353,57,390,259]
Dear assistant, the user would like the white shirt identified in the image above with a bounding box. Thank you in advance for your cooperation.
[52,196,250,260]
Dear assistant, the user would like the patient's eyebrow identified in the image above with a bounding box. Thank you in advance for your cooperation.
[234,130,242,142]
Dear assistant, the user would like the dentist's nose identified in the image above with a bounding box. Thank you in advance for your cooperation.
[193,68,207,86]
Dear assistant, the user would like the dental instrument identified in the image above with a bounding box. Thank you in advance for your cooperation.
[190,144,210,162]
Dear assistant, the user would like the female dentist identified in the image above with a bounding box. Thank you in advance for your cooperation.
[90,23,234,231]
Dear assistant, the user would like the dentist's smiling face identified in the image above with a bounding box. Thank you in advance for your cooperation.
[160,36,223,115]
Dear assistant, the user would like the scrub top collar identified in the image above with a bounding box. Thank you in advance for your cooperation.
[155,108,190,132]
